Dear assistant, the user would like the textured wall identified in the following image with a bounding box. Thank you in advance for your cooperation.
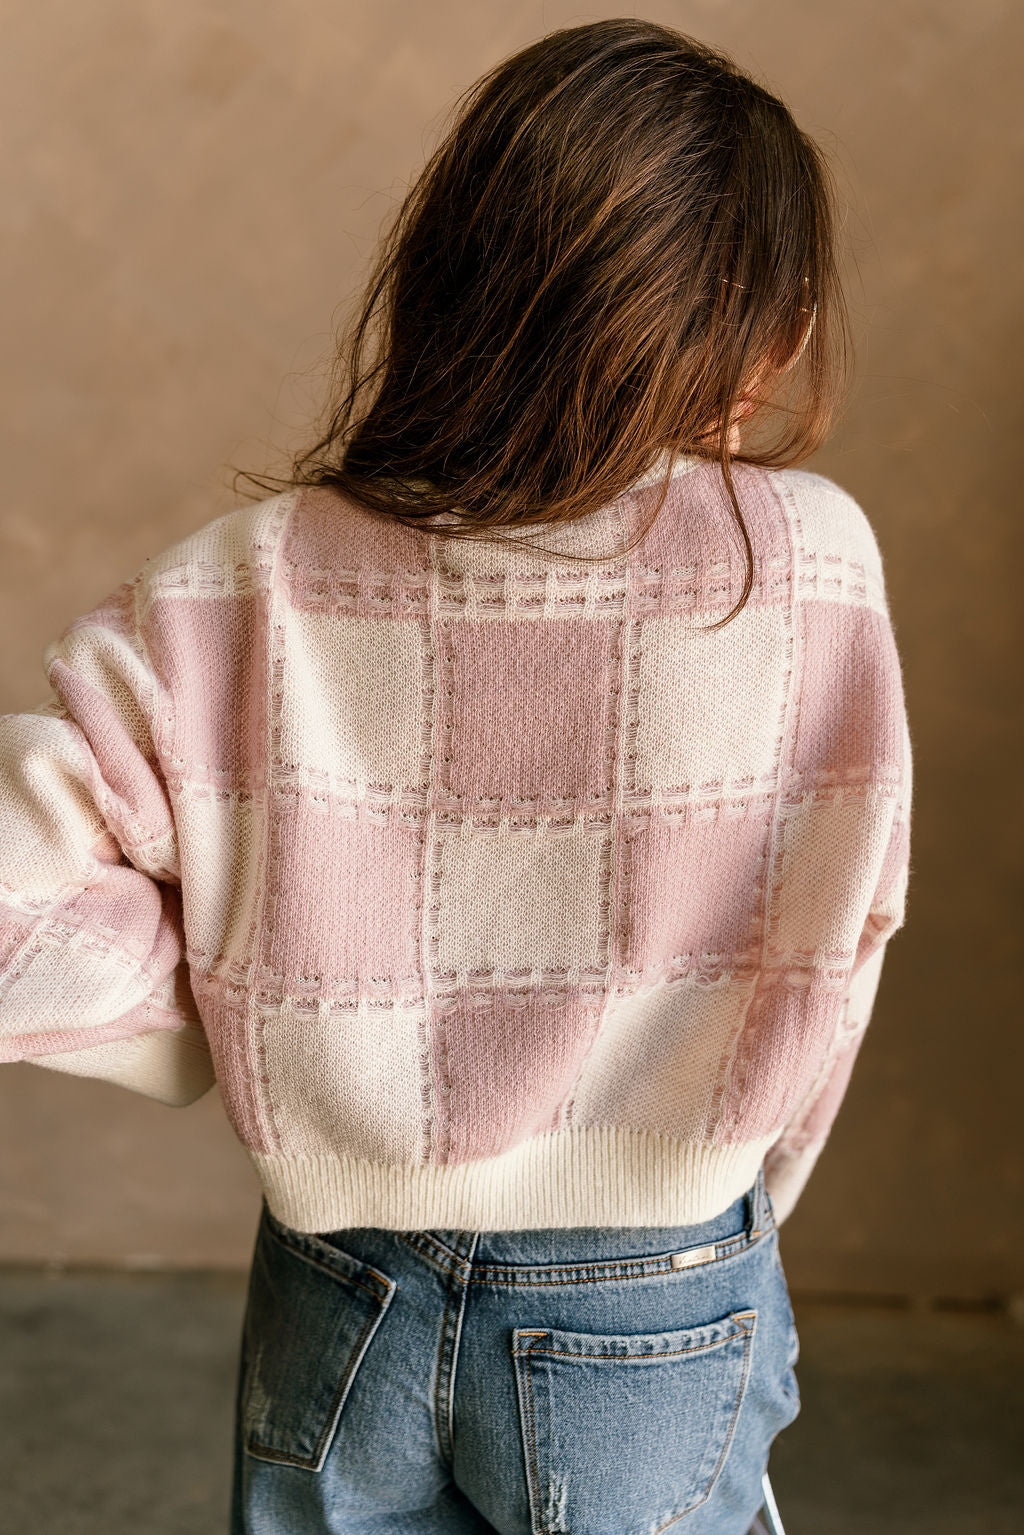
[0,0,1019,1296]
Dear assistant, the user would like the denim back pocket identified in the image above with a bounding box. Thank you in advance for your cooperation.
[241,1204,397,1472]
[513,1308,757,1534]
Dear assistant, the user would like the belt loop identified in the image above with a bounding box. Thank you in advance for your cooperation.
[440,1230,481,1266]
[748,1165,769,1237]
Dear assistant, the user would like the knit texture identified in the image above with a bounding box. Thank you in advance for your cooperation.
[0,454,912,1231]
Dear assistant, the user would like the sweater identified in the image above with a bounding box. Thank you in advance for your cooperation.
[0,452,912,1233]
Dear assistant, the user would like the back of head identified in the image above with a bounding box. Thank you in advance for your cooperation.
[238,18,852,629]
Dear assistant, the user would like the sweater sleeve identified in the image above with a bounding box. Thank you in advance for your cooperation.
[764,697,913,1227]
[0,575,215,1107]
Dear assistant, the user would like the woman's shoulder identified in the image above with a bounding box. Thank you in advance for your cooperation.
[759,464,890,607]
[134,488,302,603]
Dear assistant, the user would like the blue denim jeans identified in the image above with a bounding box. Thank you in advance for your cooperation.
[230,1166,800,1534]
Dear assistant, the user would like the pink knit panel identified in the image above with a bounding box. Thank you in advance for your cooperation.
[443,618,618,805]
[144,593,267,781]
[792,602,905,779]
[715,973,844,1139]
[264,800,421,992]
[633,462,791,611]
[48,661,175,846]
[0,1007,193,1065]
[65,863,179,963]
[284,485,432,592]
[621,809,771,977]
[430,992,597,1162]
[797,1030,862,1144]
[0,909,34,970]
[194,981,274,1153]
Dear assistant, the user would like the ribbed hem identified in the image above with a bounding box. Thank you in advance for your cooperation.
[249,1126,780,1234]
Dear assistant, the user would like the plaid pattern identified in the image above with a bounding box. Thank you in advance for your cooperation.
[0,456,911,1231]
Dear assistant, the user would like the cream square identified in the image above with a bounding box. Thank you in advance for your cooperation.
[0,929,147,1036]
[175,786,263,968]
[142,494,297,601]
[52,623,154,754]
[278,611,426,793]
[263,997,426,1162]
[435,823,607,979]
[570,976,752,1139]
[634,609,789,794]
[777,469,888,612]
[434,505,626,579]
[432,454,703,588]
[0,712,105,899]
[771,788,896,961]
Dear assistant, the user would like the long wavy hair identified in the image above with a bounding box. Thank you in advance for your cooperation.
[232,18,852,629]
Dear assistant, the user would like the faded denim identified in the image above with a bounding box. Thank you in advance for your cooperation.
[230,1166,800,1534]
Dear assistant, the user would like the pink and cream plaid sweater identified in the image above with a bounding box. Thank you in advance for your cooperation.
[0,453,911,1233]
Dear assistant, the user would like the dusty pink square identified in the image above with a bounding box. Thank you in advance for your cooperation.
[444,618,618,803]
[0,908,33,970]
[432,992,597,1162]
[264,800,421,989]
[48,660,176,843]
[67,863,180,964]
[633,461,790,610]
[715,974,843,1139]
[194,984,274,1154]
[793,603,905,779]
[794,1030,862,1144]
[144,593,266,779]
[622,810,771,975]
[284,485,432,585]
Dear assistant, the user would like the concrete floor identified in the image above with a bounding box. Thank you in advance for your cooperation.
[0,1272,1020,1534]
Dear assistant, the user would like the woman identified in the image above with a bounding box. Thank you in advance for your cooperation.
[0,18,912,1534]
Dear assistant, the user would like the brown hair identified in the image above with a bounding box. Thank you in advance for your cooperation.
[232,18,852,629]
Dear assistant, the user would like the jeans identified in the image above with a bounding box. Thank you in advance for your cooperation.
[230,1165,800,1534]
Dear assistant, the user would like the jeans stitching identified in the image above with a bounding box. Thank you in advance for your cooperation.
[512,1320,756,1533]
[432,1263,461,1464]
[652,1322,758,1532]
[522,1315,755,1363]
[262,1220,392,1302]
[396,1230,471,1276]
[466,1224,775,1287]
[513,1334,549,1535]
[469,1230,747,1277]
[243,1302,382,1470]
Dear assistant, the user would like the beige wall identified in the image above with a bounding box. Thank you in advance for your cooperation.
[1,1,1019,1298]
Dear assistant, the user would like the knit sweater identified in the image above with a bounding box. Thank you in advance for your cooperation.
[0,452,911,1233]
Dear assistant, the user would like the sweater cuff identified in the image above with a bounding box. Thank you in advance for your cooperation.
[24,1020,215,1107]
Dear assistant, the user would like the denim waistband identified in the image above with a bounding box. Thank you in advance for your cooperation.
[391,1164,773,1278]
